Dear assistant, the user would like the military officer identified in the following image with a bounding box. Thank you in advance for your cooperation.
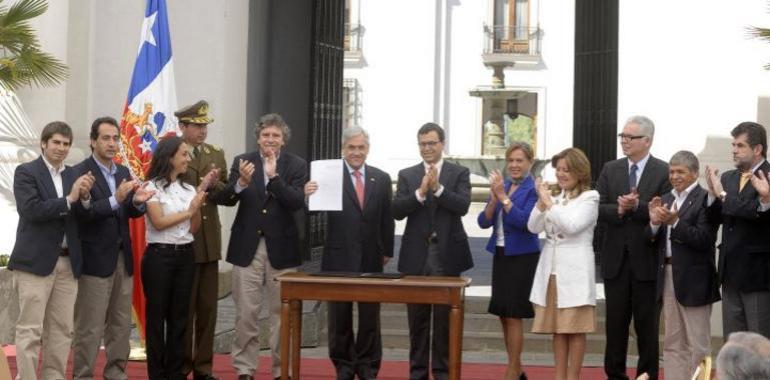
[176,100,228,380]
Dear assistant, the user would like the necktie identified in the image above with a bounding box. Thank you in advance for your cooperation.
[629,163,638,191]
[193,146,199,158]
[739,172,751,192]
[353,170,365,208]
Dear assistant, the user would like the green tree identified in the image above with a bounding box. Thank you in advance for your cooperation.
[0,0,67,90]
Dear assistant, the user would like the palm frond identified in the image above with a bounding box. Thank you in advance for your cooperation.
[0,0,47,27]
[0,0,67,89]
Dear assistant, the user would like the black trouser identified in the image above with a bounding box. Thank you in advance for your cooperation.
[141,244,195,380]
[407,242,449,380]
[328,301,382,380]
[603,252,660,380]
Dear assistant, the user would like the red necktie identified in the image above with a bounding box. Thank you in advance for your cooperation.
[353,170,365,208]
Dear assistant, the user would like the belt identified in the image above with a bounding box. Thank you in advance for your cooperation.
[60,248,69,256]
[664,256,672,265]
[148,243,193,251]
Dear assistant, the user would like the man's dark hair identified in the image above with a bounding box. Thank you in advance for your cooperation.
[40,121,73,152]
[417,122,445,142]
[90,116,120,141]
[731,121,768,158]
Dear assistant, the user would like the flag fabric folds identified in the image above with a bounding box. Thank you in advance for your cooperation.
[116,0,178,340]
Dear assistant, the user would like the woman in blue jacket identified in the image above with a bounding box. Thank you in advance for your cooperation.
[477,142,540,380]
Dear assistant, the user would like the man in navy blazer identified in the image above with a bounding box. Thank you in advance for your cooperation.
[9,121,94,380]
[705,121,770,339]
[392,123,473,380]
[71,117,154,380]
[646,151,720,380]
[213,113,307,380]
[305,126,395,379]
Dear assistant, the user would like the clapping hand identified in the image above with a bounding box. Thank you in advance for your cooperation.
[76,171,96,201]
[115,179,136,203]
[751,170,770,202]
[534,177,553,211]
[238,159,255,188]
[489,170,505,201]
[704,165,723,197]
[197,166,220,192]
[263,149,277,179]
[132,182,156,204]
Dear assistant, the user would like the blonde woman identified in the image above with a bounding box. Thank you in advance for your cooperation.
[527,147,598,380]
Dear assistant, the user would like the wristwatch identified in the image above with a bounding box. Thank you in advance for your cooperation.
[502,199,511,206]
[719,190,726,200]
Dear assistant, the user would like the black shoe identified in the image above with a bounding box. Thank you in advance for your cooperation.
[520,372,528,380]
[193,374,218,380]
[273,377,291,380]
[237,375,253,380]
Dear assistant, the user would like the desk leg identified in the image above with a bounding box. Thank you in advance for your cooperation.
[290,300,302,379]
[280,299,290,380]
[448,303,464,380]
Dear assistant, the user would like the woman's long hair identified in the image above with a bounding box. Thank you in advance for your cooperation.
[146,136,190,189]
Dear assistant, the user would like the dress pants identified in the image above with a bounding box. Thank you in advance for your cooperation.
[407,242,449,380]
[141,244,195,380]
[327,300,382,379]
[603,252,660,380]
[73,252,133,380]
[231,238,296,379]
[662,265,712,380]
[721,284,770,338]
[183,260,219,377]
[14,256,78,380]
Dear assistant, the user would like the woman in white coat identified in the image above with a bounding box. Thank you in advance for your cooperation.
[527,147,598,380]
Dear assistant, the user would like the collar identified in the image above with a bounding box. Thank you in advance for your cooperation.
[344,160,365,177]
[92,154,116,175]
[423,158,444,173]
[41,155,64,175]
[671,181,698,199]
[628,153,651,171]
[510,173,530,186]
[746,159,766,174]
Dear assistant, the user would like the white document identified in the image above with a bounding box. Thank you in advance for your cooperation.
[308,159,344,211]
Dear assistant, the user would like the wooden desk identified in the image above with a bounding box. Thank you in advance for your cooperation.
[277,272,472,380]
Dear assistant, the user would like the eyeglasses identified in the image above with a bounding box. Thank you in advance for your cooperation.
[418,141,441,149]
[617,133,646,141]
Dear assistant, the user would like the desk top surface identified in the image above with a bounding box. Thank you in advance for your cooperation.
[277,272,472,288]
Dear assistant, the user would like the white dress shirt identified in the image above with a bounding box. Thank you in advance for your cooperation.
[144,179,196,244]
[41,155,69,248]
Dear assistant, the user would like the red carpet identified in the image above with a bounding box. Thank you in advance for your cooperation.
[3,345,654,379]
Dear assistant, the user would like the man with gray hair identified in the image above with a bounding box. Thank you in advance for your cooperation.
[214,113,308,380]
[645,150,720,380]
[716,331,770,379]
[597,116,671,379]
[304,126,395,379]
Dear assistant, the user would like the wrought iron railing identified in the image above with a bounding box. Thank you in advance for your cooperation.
[483,25,542,55]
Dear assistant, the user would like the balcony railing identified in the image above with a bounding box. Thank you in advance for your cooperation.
[344,23,362,53]
[483,25,541,56]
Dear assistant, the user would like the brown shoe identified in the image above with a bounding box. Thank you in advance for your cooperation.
[237,375,253,380]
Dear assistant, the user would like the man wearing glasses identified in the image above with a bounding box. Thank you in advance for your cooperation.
[392,123,473,380]
[597,116,671,380]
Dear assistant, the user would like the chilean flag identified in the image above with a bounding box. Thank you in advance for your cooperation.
[116,0,178,341]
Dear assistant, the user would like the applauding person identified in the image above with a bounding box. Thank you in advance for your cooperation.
[528,148,599,380]
[142,136,207,380]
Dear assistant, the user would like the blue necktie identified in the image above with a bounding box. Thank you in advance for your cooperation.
[629,164,638,191]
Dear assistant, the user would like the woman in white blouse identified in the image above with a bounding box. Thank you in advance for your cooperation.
[527,147,598,380]
[142,136,206,380]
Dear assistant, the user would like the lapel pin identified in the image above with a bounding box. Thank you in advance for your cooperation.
[370,178,375,182]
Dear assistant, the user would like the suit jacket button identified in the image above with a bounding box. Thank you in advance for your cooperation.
[202,202,207,206]
[262,209,267,214]
[257,229,262,235]
[202,216,207,220]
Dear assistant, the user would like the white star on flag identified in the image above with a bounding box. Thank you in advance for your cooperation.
[139,138,153,154]
[138,11,157,53]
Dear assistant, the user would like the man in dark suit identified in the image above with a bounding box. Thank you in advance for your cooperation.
[70,117,154,380]
[597,115,671,380]
[704,121,770,339]
[176,101,229,380]
[304,126,395,380]
[645,151,720,380]
[392,123,473,380]
[9,121,94,380]
[214,113,307,380]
